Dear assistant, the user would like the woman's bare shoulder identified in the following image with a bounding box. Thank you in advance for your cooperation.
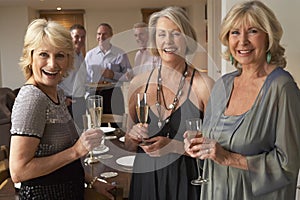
[193,70,215,91]
[129,70,156,91]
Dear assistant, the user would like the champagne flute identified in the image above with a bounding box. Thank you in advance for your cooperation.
[86,95,104,164]
[82,113,98,164]
[186,118,208,185]
[136,93,149,145]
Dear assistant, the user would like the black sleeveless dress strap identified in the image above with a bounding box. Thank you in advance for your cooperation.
[129,67,202,200]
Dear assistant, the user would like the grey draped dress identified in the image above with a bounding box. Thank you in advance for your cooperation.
[201,68,300,200]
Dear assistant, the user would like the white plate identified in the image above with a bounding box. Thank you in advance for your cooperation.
[100,127,116,133]
[105,135,117,140]
[92,146,109,154]
[97,154,113,159]
[116,155,135,167]
[119,136,125,142]
[100,172,118,179]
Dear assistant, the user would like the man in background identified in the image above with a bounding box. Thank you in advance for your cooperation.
[132,22,160,76]
[85,23,131,122]
[59,24,86,129]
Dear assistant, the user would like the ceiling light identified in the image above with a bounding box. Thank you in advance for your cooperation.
[56,6,62,11]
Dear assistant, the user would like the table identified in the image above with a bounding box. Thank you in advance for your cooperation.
[85,82,117,92]
[83,129,134,199]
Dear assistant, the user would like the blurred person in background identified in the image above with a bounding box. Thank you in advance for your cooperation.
[59,24,86,130]
[85,23,131,123]
[131,22,160,77]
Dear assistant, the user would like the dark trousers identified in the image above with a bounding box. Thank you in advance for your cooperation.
[95,87,124,128]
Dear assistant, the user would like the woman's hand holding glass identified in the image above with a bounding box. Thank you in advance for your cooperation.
[140,136,175,157]
[185,118,208,185]
[74,128,104,157]
[184,134,217,160]
[85,95,106,164]
[184,134,242,169]
[127,123,150,145]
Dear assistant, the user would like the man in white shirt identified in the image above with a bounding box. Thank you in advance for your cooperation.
[132,22,160,76]
[59,24,86,129]
[85,23,131,122]
[85,23,131,83]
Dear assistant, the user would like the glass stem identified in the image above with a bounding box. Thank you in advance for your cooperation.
[196,158,202,179]
[90,151,94,159]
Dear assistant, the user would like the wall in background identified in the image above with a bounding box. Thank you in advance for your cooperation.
[0,6,27,89]
[0,3,207,89]
[0,1,299,89]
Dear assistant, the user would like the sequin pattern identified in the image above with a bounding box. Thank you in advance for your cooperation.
[10,85,84,199]
[19,181,84,200]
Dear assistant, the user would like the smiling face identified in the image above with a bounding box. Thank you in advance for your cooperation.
[30,41,69,89]
[155,17,187,64]
[71,28,86,54]
[97,25,112,50]
[134,27,149,49]
[229,23,268,68]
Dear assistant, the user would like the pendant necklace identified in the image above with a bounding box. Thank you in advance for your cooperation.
[156,63,188,129]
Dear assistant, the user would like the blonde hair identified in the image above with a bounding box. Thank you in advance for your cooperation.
[19,18,74,80]
[148,6,197,56]
[219,0,286,69]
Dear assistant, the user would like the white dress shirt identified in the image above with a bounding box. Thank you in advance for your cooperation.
[85,45,131,83]
[59,52,84,97]
[133,49,160,76]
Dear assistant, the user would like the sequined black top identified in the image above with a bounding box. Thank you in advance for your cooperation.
[11,85,84,200]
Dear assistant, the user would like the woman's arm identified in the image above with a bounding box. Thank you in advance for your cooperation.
[141,136,187,157]
[193,71,215,112]
[9,129,102,183]
[124,74,150,151]
[85,173,115,200]
[184,136,248,170]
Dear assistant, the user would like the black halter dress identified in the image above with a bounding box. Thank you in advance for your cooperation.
[128,68,202,200]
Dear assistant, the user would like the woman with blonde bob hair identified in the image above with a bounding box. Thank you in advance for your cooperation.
[10,19,115,200]
[184,1,300,200]
[219,0,286,69]
[19,19,74,80]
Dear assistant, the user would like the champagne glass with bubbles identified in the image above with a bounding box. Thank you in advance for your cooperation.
[136,93,149,145]
[86,95,105,164]
[186,118,208,185]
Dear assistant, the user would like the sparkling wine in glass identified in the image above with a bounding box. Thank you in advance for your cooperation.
[186,118,208,185]
[86,95,104,164]
[136,93,149,145]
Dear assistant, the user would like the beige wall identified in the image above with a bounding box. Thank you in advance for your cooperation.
[0,3,207,89]
[0,6,27,89]
[0,1,299,89]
